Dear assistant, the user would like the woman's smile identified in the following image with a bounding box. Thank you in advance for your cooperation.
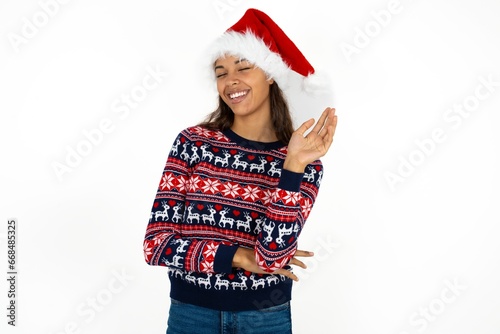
[227,89,250,103]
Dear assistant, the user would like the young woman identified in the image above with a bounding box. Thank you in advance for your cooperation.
[144,8,337,334]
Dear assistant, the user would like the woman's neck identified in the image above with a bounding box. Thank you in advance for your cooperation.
[230,119,278,143]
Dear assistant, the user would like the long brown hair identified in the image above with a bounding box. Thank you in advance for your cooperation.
[198,82,294,145]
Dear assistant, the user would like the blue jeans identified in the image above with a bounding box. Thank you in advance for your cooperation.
[166,298,292,334]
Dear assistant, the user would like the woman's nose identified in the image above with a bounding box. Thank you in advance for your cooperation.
[225,72,239,86]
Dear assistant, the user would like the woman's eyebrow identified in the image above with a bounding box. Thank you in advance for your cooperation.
[234,58,248,64]
[214,58,249,70]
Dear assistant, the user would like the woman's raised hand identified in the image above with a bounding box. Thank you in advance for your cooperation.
[284,107,338,173]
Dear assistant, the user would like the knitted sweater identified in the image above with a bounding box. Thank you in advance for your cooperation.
[143,126,323,311]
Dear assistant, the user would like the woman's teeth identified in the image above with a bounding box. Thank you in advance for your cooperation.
[229,91,248,99]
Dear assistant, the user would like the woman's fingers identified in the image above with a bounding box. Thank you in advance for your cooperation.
[326,113,338,147]
[323,108,336,137]
[275,269,299,282]
[296,118,315,136]
[289,257,307,269]
[296,107,335,138]
[294,250,315,257]
[311,108,328,133]
[269,250,316,282]
[289,250,315,269]
[312,107,333,135]
[317,108,337,152]
[276,252,314,281]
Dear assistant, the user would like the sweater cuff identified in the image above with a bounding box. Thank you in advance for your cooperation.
[277,169,304,192]
[213,244,239,273]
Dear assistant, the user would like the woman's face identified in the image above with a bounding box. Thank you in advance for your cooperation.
[214,55,274,122]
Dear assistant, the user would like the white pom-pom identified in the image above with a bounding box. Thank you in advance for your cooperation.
[302,70,332,95]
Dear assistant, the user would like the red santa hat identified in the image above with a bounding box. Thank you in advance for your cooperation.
[209,8,328,93]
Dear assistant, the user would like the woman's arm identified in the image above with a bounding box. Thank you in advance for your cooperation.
[252,107,337,274]
[233,247,314,281]
[143,130,239,274]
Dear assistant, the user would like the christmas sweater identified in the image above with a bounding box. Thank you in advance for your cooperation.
[143,126,323,311]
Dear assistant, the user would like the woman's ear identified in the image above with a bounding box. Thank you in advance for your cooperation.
[267,77,274,85]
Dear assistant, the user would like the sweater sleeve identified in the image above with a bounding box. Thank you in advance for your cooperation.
[254,163,323,273]
[143,130,238,274]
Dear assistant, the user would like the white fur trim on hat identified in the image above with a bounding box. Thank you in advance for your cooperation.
[208,30,293,89]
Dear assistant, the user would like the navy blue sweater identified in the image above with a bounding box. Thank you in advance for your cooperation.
[144,126,323,311]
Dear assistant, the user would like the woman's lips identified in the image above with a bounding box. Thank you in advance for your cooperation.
[227,90,249,104]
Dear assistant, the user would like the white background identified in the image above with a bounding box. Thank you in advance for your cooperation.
[1,0,500,333]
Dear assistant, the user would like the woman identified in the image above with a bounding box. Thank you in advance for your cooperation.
[144,8,337,334]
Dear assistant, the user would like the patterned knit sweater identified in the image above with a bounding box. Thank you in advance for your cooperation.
[143,126,323,311]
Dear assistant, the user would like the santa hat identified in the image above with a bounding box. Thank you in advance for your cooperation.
[209,8,328,94]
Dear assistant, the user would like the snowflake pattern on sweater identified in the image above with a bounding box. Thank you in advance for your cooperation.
[143,126,323,310]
